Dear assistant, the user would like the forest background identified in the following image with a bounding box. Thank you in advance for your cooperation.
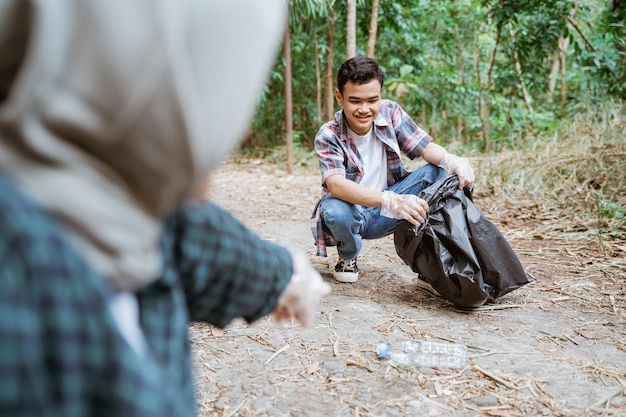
[236,0,625,244]
[190,3,625,414]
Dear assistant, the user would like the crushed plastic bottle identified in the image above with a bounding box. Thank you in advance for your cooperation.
[376,339,468,369]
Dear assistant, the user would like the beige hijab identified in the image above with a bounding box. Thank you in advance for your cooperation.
[0,0,286,291]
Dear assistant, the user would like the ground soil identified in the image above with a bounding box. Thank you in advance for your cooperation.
[190,160,626,417]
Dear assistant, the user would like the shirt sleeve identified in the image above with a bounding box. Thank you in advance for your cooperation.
[389,101,433,159]
[162,201,293,328]
[314,124,348,184]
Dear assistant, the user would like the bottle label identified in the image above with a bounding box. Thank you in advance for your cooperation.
[378,340,468,368]
[412,353,466,368]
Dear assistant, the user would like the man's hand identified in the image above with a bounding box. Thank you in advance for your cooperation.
[272,247,331,328]
[440,153,474,189]
[380,191,429,225]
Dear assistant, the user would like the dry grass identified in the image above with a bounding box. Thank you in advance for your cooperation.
[197,136,626,416]
[245,101,626,247]
[473,101,626,248]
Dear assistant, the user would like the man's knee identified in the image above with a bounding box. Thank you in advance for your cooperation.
[420,162,445,177]
[414,163,447,186]
[432,165,447,183]
[320,198,363,232]
[320,199,348,222]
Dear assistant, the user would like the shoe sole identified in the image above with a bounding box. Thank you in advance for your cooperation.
[415,278,440,296]
[333,271,359,283]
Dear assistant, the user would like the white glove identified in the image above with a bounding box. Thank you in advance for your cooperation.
[272,247,331,328]
[440,152,474,189]
[380,191,428,225]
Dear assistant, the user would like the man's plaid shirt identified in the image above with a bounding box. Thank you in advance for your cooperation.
[0,175,292,416]
[310,99,433,257]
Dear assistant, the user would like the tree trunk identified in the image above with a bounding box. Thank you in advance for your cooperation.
[474,20,500,152]
[455,28,466,142]
[558,34,569,113]
[283,17,294,174]
[550,10,573,107]
[483,22,501,150]
[547,54,559,104]
[314,37,322,126]
[512,51,534,115]
[346,0,356,59]
[509,26,534,115]
[366,0,379,58]
[474,45,490,151]
[325,10,336,122]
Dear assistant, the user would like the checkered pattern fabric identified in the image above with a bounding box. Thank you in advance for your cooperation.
[0,174,292,416]
[311,99,433,256]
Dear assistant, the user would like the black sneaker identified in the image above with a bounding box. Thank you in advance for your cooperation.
[333,258,359,283]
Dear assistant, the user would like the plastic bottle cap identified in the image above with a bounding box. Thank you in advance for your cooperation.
[376,343,391,359]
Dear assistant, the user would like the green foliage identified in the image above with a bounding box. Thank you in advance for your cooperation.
[474,99,626,240]
[289,0,331,22]
[575,3,626,99]
[243,0,336,151]
[246,0,626,154]
[598,201,626,222]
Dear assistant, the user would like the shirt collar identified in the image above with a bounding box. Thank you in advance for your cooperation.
[374,112,390,127]
[338,110,389,142]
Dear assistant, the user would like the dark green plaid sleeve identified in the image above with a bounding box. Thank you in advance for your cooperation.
[0,177,293,415]
[0,175,197,417]
[162,201,294,328]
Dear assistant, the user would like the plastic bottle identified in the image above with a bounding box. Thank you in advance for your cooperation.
[376,339,468,369]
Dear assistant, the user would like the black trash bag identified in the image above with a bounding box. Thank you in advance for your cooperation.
[394,174,532,308]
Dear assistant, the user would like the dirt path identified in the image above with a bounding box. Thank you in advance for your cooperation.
[190,161,626,417]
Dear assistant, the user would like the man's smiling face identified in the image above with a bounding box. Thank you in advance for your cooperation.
[335,79,382,136]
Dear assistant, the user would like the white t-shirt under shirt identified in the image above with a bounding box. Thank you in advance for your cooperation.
[348,126,388,191]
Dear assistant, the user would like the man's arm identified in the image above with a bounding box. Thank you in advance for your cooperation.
[325,174,428,226]
[420,142,447,166]
[323,142,449,208]
[421,142,474,189]
[326,174,384,207]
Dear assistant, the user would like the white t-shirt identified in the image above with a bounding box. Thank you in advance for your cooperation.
[348,126,388,191]
[109,292,146,357]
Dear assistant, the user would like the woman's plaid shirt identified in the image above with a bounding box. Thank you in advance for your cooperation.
[0,176,292,416]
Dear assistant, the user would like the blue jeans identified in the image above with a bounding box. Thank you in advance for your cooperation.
[319,164,446,259]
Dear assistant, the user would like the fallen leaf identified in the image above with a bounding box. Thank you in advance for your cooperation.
[377,325,391,333]
[346,360,373,372]
[549,296,571,302]
[486,410,520,417]
[306,362,321,374]
[247,335,276,349]
[576,329,600,339]
[349,349,366,361]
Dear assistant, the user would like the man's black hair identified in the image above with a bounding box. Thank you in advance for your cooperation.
[336,56,384,95]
